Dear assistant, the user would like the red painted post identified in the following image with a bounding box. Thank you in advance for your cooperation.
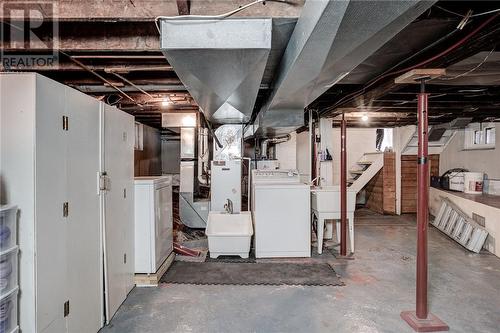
[416,81,429,319]
[400,75,448,332]
[340,113,347,256]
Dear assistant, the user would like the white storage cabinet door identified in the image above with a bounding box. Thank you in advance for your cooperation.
[34,75,69,333]
[65,86,102,333]
[102,104,135,322]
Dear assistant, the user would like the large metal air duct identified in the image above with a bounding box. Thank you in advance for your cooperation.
[254,0,436,136]
[160,19,272,124]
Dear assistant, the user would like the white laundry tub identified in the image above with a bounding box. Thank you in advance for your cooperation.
[311,186,356,212]
[206,211,253,258]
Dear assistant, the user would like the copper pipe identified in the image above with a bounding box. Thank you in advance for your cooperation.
[60,51,136,103]
[340,113,347,256]
[110,72,155,99]
[174,242,201,257]
[416,80,429,319]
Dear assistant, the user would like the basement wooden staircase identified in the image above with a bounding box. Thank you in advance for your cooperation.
[347,152,385,193]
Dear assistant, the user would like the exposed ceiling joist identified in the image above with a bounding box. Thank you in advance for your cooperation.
[176,0,190,16]
[0,0,304,20]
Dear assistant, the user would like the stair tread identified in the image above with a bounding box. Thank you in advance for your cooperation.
[350,170,364,174]
[357,161,373,165]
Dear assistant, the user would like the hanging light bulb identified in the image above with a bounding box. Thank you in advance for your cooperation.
[161,97,171,108]
[361,114,369,122]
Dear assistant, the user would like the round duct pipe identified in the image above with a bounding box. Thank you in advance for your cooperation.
[260,134,291,159]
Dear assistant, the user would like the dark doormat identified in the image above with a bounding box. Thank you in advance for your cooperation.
[160,261,344,286]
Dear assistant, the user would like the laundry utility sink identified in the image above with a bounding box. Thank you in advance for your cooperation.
[311,186,356,212]
[311,186,357,254]
[206,211,253,259]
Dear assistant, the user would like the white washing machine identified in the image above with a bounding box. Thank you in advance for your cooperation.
[251,170,311,258]
[250,169,300,211]
[252,169,300,184]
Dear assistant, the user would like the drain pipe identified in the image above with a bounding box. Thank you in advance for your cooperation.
[198,127,210,186]
[198,110,222,148]
[259,134,291,159]
[60,51,136,103]
[107,71,155,99]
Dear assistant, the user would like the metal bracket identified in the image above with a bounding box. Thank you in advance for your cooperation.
[64,300,70,317]
[99,172,110,191]
[62,116,69,131]
[63,202,69,217]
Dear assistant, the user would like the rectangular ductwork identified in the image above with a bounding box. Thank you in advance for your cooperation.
[253,0,436,137]
[160,19,272,124]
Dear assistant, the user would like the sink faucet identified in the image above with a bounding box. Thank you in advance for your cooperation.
[224,199,234,214]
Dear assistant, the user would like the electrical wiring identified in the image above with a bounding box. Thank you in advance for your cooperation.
[436,5,500,18]
[435,5,467,18]
[154,0,290,34]
[472,8,500,17]
[440,48,495,81]
[321,12,500,116]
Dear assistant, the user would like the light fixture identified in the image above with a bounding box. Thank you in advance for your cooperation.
[161,97,171,108]
[181,115,196,127]
[361,114,369,122]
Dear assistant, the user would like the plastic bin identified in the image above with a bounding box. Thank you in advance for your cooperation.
[0,287,18,333]
[0,248,18,297]
[0,206,17,251]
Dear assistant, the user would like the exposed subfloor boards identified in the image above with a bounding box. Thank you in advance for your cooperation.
[100,211,500,333]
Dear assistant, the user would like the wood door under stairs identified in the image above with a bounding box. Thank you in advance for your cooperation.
[401,154,440,213]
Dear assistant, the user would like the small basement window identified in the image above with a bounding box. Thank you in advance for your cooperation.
[379,128,393,152]
[485,127,495,145]
[464,123,495,150]
[474,130,482,145]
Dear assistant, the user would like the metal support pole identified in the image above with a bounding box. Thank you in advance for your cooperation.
[340,113,347,256]
[416,80,429,319]
[400,78,448,332]
[309,109,313,183]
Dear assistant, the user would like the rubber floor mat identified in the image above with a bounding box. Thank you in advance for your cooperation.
[205,251,256,263]
[160,261,344,286]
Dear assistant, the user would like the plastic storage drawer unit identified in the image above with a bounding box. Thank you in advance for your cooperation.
[0,287,18,333]
[0,206,17,251]
[0,247,18,296]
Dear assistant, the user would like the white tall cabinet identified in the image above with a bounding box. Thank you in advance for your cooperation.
[0,73,134,332]
[101,103,135,321]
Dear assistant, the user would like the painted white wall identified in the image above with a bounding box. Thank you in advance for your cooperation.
[330,127,378,185]
[296,131,309,174]
[439,123,500,179]
[275,131,297,170]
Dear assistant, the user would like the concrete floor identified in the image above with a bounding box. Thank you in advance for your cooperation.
[101,211,500,333]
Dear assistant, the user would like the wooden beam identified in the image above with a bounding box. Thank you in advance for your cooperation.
[176,0,190,15]
[0,21,159,52]
[0,0,303,20]
[394,68,446,84]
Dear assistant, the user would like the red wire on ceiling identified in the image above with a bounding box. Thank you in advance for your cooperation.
[324,12,500,115]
